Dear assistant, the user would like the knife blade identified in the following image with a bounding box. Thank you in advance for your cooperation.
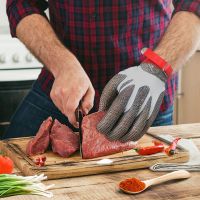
[75,106,83,157]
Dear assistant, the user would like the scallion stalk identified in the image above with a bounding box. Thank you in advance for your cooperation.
[0,174,54,198]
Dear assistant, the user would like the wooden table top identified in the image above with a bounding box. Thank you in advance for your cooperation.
[4,123,200,200]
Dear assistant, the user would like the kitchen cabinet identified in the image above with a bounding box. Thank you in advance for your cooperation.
[174,50,200,124]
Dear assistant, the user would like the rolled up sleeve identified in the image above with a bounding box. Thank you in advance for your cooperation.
[7,0,48,37]
[173,0,200,17]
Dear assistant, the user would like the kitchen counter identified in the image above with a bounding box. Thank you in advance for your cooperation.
[4,123,200,200]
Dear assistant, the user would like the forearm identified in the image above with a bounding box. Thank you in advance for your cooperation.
[16,14,77,77]
[155,11,200,71]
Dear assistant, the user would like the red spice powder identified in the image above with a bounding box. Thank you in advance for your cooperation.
[119,177,145,192]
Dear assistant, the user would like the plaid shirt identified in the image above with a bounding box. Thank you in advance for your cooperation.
[7,0,200,112]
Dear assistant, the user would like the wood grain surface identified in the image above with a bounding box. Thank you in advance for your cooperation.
[1,123,200,200]
[0,132,188,179]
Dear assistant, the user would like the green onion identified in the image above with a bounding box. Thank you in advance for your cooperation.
[0,174,54,198]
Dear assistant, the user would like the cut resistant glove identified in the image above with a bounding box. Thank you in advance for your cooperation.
[97,62,168,142]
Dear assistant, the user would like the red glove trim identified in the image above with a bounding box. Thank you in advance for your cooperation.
[141,48,173,77]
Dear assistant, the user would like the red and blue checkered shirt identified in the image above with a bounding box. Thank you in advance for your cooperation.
[7,0,200,112]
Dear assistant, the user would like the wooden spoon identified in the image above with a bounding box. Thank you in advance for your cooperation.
[119,170,191,194]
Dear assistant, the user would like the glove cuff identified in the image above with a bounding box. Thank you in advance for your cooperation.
[140,62,168,82]
[141,48,173,77]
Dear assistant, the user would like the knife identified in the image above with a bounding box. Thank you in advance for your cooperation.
[75,105,83,158]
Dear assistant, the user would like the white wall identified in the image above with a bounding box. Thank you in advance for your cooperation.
[0,0,9,26]
[0,0,10,34]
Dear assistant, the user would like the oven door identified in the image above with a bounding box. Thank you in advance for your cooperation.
[0,68,41,136]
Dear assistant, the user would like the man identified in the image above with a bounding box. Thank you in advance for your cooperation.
[3,0,200,141]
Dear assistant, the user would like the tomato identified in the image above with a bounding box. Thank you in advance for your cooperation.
[0,155,14,174]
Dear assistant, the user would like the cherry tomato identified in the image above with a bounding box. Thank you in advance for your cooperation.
[0,155,14,174]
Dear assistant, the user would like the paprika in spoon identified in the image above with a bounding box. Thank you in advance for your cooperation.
[119,170,191,194]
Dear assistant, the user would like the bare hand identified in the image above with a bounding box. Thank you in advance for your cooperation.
[50,55,95,127]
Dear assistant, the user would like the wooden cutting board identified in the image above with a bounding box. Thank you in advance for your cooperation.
[0,133,189,180]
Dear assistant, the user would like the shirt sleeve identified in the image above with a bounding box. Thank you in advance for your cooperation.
[7,0,49,37]
[173,0,200,17]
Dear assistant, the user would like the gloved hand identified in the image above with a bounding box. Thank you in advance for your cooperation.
[97,62,167,142]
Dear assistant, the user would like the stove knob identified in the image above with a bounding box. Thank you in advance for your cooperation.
[0,54,6,63]
[12,54,20,63]
[25,54,33,62]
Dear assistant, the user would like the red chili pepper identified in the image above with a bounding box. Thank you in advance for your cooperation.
[34,158,40,166]
[153,140,164,146]
[165,137,181,156]
[34,156,46,167]
[39,162,45,167]
[41,156,46,162]
[135,144,164,155]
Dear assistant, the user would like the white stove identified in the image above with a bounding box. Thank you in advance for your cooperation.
[0,0,44,136]
[0,3,43,136]
[0,35,42,81]
[0,0,42,82]
[0,34,42,135]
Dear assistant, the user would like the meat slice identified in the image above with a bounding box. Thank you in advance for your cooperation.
[26,117,53,156]
[81,111,137,159]
[50,119,79,157]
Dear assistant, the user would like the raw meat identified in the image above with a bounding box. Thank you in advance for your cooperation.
[50,119,79,157]
[26,117,53,156]
[81,111,137,159]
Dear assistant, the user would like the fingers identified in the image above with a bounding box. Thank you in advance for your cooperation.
[50,83,95,128]
[99,74,126,111]
[49,59,95,128]
[123,91,165,142]
[50,85,64,116]
[62,89,84,128]
[97,85,134,135]
[107,86,150,141]
[63,85,95,127]
[81,85,95,115]
[120,97,151,142]
[138,91,165,139]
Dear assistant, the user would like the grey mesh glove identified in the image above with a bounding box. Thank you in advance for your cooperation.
[97,63,168,142]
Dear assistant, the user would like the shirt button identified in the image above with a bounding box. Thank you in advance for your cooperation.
[91,13,97,20]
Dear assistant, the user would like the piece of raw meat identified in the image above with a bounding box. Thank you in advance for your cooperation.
[81,111,137,159]
[26,117,53,156]
[50,119,79,157]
